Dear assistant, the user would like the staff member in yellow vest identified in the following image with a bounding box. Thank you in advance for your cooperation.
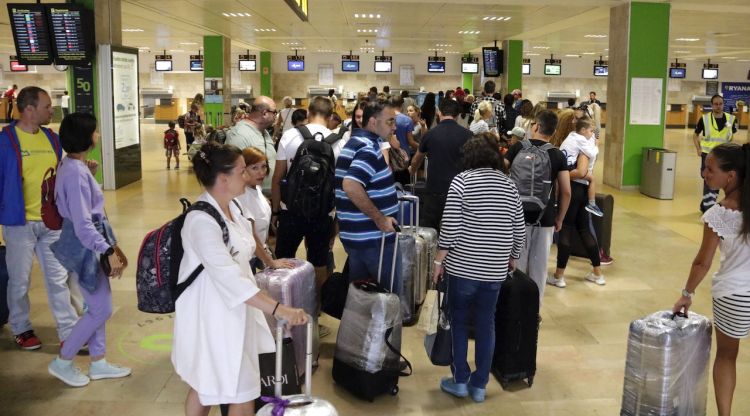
[692,94,738,213]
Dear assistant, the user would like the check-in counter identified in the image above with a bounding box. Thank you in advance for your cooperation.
[665,104,687,128]
[0,97,20,122]
[141,88,174,119]
[155,98,180,123]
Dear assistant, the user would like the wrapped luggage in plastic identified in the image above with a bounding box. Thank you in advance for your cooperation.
[620,310,712,416]
[398,233,418,324]
[334,281,402,374]
[255,259,319,376]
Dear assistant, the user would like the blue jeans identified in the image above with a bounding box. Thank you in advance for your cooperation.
[448,274,502,389]
[2,222,77,340]
[343,236,402,295]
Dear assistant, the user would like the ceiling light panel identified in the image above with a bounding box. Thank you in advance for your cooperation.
[254,28,277,32]
[584,34,607,38]
[532,46,550,49]
[482,16,511,21]
[222,12,251,17]
[122,28,143,32]
[436,44,452,47]
[458,30,480,34]
[356,29,379,33]
[354,13,381,19]
[675,38,700,42]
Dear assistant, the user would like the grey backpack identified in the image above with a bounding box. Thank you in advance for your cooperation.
[510,138,554,224]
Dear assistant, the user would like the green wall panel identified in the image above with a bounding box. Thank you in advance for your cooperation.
[261,52,272,97]
[622,2,670,186]
[506,40,523,93]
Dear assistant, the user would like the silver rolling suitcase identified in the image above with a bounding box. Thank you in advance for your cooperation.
[620,311,712,416]
[399,194,435,325]
[257,317,338,416]
[255,259,319,378]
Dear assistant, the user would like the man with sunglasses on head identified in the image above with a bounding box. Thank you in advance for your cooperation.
[226,95,278,192]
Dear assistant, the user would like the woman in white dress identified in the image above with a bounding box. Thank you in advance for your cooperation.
[172,142,307,416]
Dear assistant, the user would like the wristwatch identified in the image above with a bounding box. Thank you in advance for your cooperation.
[103,247,115,257]
[681,289,693,298]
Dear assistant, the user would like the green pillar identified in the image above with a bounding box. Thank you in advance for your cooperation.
[603,2,670,188]
[503,40,523,94]
[260,51,272,97]
[203,36,231,127]
[462,74,473,93]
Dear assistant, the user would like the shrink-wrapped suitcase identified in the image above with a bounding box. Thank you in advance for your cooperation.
[332,233,411,401]
[255,259,319,378]
[257,317,338,416]
[620,310,712,416]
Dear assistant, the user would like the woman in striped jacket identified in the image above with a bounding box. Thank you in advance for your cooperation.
[433,133,526,403]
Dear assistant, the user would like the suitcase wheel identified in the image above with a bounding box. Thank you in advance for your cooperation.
[390,385,399,395]
[527,376,534,387]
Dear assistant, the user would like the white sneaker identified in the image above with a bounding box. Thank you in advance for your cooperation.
[585,273,606,286]
[546,275,567,288]
[89,359,132,380]
[49,358,90,387]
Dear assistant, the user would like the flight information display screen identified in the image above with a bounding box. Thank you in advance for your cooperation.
[46,5,94,64]
[7,3,53,65]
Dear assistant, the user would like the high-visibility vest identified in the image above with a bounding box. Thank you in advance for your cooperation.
[700,112,735,153]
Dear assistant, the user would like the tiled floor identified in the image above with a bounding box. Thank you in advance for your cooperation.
[1,123,749,416]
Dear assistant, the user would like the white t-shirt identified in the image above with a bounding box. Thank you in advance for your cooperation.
[277,123,333,173]
[236,185,272,246]
[61,95,70,109]
[703,205,750,298]
[559,131,599,185]
[277,108,295,133]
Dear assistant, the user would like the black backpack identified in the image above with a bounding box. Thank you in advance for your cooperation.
[281,125,337,218]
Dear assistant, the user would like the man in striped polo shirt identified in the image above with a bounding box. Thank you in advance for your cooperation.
[335,99,401,292]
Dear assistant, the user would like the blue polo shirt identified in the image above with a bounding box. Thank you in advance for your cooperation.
[394,113,414,154]
[335,128,398,248]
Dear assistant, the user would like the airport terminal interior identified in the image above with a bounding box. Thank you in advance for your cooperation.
[1,0,750,415]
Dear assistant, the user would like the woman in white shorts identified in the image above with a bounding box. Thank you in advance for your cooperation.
[673,142,750,416]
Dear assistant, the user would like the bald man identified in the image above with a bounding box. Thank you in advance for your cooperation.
[226,95,278,191]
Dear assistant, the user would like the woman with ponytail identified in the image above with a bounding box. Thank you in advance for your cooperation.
[673,142,750,416]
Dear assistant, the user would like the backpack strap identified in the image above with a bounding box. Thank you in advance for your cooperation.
[539,142,555,151]
[520,138,532,149]
[174,201,230,300]
[296,124,314,141]
[323,132,343,145]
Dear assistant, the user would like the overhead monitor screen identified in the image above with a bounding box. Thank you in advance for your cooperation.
[461,62,478,74]
[544,64,561,75]
[427,61,445,73]
[482,47,501,77]
[593,65,608,77]
[342,60,359,72]
[155,59,172,71]
[374,61,392,72]
[669,67,686,79]
[190,59,203,71]
[702,68,718,80]
[9,60,28,72]
[7,3,53,65]
[522,63,531,75]
[287,60,305,71]
[46,5,94,64]
[239,59,256,71]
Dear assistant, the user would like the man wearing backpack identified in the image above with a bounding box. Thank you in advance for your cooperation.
[0,86,78,350]
[271,96,336,333]
[505,110,571,302]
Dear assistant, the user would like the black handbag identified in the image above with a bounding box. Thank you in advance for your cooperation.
[424,279,452,366]
[321,259,350,319]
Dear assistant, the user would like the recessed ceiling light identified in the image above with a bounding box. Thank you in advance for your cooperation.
[122,28,143,32]
[254,28,277,32]
[179,42,198,45]
[674,50,690,53]
[169,49,184,52]
[533,46,550,49]
[582,52,596,55]
[584,34,607,38]
[445,51,461,54]
[675,38,700,42]
[722,56,737,59]
[482,16,511,21]
[318,49,334,52]
[458,30,480,35]
[739,59,750,62]
[565,54,580,57]
[354,13,381,19]
[356,29,378,33]
[526,53,540,56]
[436,44,452,47]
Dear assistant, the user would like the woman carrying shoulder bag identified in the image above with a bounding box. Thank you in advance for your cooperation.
[48,112,130,387]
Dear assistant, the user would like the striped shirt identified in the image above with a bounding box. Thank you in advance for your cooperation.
[439,168,526,282]
[335,128,399,248]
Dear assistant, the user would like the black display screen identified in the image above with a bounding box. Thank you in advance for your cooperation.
[46,5,95,64]
[7,3,53,65]
[482,47,502,77]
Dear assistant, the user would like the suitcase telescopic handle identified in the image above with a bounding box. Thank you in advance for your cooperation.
[378,231,400,293]
[397,194,420,233]
[274,315,314,398]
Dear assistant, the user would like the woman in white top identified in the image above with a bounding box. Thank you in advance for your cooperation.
[469,100,496,136]
[673,142,750,416]
[173,142,307,416]
[514,99,534,136]
[237,147,294,271]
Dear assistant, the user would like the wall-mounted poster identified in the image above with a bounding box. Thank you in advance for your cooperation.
[112,50,139,149]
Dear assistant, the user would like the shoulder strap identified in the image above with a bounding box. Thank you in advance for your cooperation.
[40,127,62,161]
[539,142,555,151]
[296,124,314,141]
[520,138,532,150]
[323,132,342,145]
[174,201,231,300]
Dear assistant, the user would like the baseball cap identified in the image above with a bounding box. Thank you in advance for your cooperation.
[507,127,526,138]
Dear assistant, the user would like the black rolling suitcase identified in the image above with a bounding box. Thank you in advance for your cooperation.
[571,193,614,258]
[332,233,412,401]
[492,269,540,389]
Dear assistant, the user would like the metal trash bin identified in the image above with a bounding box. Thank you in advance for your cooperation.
[640,148,677,200]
